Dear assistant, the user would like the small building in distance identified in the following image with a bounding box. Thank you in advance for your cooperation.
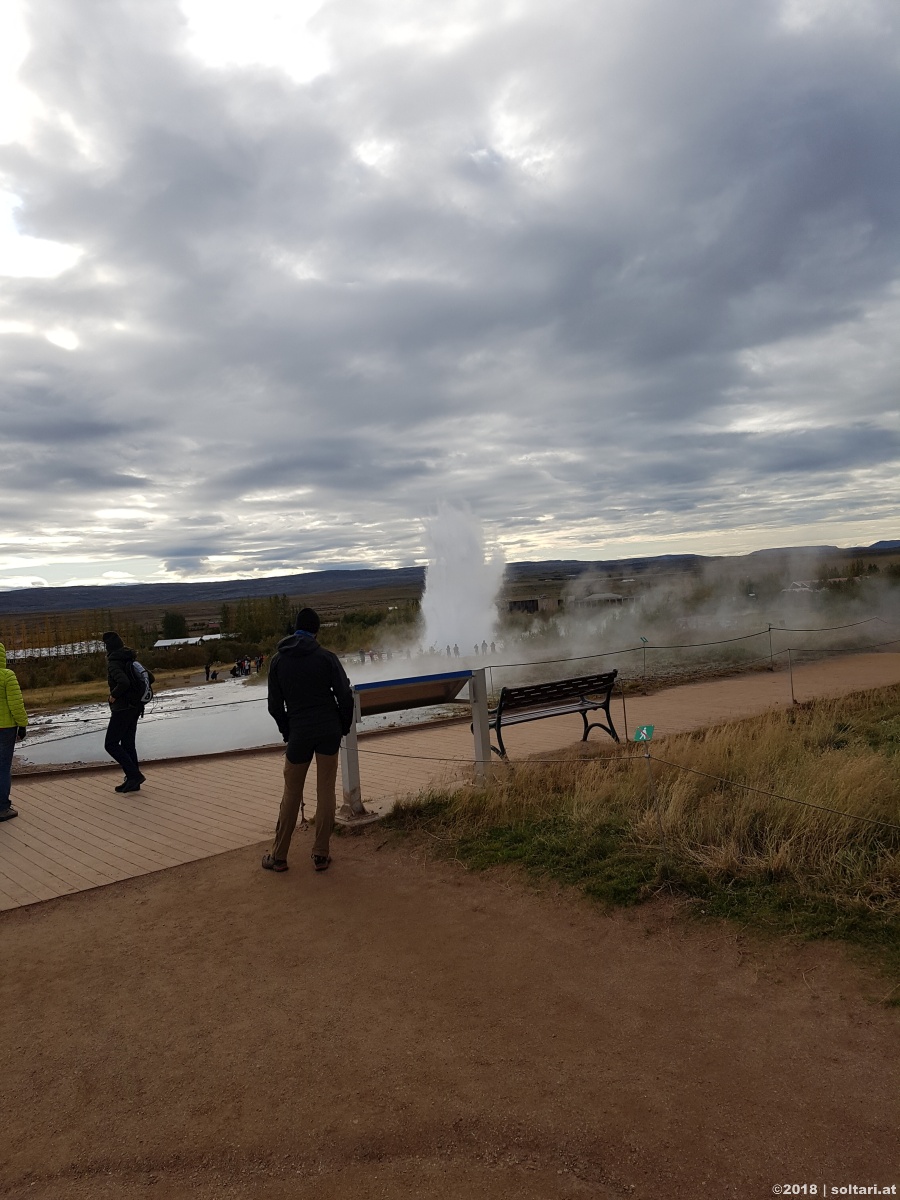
[152,634,224,649]
[507,595,561,615]
[567,592,631,609]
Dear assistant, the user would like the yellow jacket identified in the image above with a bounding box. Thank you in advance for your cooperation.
[0,643,28,729]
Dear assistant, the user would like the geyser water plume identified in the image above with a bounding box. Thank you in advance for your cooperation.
[420,504,505,652]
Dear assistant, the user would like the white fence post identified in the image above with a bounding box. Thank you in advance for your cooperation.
[470,668,492,784]
[339,691,367,818]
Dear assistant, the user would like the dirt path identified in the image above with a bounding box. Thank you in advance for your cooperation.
[1,833,898,1200]
[2,653,900,1198]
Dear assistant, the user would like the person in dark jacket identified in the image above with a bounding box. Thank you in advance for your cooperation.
[102,631,152,794]
[262,608,353,873]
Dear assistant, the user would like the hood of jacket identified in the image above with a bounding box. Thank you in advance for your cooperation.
[274,632,320,658]
[107,646,136,664]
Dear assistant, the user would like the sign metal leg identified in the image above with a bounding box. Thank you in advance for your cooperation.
[470,668,492,785]
[338,692,380,824]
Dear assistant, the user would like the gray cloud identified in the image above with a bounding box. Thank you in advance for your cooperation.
[0,0,898,583]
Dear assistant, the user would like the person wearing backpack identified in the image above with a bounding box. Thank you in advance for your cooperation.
[0,642,28,822]
[102,631,154,793]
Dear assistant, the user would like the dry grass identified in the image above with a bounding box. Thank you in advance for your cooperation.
[22,668,211,713]
[390,685,900,920]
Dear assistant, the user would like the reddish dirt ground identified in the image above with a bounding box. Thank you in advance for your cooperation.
[1,832,898,1200]
[3,655,900,1198]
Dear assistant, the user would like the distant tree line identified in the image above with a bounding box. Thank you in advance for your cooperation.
[219,595,294,643]
[3,593,430,692]
[0,608,147,690]
[161,611,189,639]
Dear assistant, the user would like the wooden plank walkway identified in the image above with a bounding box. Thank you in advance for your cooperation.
[2,651,899,912]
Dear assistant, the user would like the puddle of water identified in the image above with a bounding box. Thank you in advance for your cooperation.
[16,677,467,768]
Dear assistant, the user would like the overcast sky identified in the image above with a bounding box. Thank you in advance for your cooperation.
[1,0,898,589]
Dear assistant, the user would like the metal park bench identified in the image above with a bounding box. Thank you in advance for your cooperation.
[487,670,620,758]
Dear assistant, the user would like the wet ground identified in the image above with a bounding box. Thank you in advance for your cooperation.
[16,675,465,768]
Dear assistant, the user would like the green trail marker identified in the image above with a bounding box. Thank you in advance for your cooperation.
[633,724,655,742]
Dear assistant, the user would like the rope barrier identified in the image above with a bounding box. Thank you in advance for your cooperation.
[646,753,900,835]
[19,618,900,752]
[779,617,887,633]
[351,740,900,840]
[23,692,270,746]
[784,636,900,655]
[486,615,895,673]
[357,744,900,837]
[24,629,900,750]
[354,746,644,765]
[18,685,900,845]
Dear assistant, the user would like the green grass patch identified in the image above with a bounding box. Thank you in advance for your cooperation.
[695,880,900,995]
[454,818,658,905]
[387,797,662,905]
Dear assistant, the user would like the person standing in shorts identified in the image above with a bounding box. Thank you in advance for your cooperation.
[0,642,28,822]
[263,608,353,873]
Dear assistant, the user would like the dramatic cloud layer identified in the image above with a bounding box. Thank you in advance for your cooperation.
[1,0,899,587]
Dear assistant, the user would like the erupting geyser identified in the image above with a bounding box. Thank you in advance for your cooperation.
[420,504,505,653]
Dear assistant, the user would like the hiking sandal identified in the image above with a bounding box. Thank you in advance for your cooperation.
[312,854,331,872]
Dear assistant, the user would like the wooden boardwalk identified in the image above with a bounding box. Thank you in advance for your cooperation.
[2,651,899,912]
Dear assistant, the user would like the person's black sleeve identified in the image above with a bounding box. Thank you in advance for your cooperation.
[108,660,134,700]
[266,655,289,740]
[331,656,354,736]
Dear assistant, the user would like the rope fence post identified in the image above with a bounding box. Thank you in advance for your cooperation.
[645,751,665,850]
[634,724,664,850]
[768,624,774,671]
[338,691,367,819]
[788,648,796,705]
[470,668,492,785]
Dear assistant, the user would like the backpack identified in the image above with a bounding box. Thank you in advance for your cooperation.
[132,661,154,705]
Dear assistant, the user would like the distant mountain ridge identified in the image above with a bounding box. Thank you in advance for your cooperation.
[0,555,714,615]
[0,567,426,615]
[0,541,894,616]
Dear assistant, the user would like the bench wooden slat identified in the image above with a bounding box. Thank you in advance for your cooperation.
[488,670,619,757]
[498,701,600,725]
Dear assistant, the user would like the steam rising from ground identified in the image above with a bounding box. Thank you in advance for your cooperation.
[347,536,898,700]
[420,504,505,654]
[495,551,900,690]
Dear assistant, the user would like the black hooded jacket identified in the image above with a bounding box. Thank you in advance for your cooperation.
[105,642,141,712]
[267,633,354,741]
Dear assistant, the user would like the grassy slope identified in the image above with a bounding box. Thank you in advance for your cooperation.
[385,684,900,997]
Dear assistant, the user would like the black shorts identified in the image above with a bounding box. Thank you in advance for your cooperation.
[286,715,343,764]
